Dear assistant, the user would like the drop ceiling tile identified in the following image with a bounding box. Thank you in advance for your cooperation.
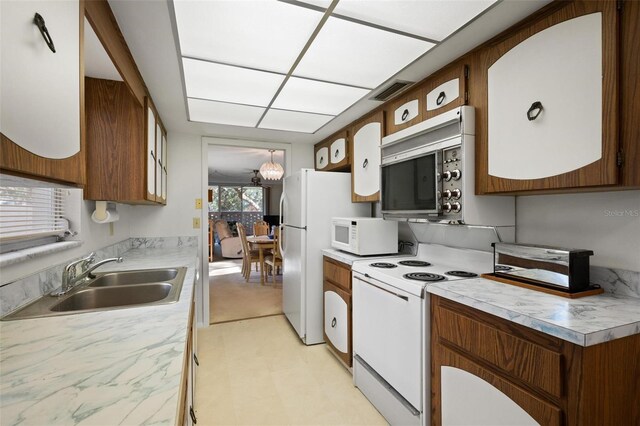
[272,77,370,116]
[188,98,265,127]
[173,0,323,73]
[259,109,334,133]
[294,17,434,88]
[182,58,284,107]
[328,0,498,41]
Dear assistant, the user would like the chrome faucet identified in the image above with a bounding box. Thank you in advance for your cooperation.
[52,253,124,296]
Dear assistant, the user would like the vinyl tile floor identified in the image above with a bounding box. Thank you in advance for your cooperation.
[195,315,386,425]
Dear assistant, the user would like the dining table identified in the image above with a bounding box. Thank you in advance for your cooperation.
[246,235,277,285]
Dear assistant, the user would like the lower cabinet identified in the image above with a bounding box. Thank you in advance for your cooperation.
[431,295,640,425]
[323,256,352,368]
[179,300,198,425]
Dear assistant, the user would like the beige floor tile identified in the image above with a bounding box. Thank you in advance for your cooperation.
[195,315,386,426]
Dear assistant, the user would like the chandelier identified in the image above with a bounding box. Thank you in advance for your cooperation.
[259,149,284,180]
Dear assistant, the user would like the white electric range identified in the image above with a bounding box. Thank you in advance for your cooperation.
[351,243,494,426]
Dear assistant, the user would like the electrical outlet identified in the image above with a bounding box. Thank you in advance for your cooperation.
[195,198,202,209]
[193,217,201,229]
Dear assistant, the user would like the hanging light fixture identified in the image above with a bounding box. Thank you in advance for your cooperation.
[259,149,284,180]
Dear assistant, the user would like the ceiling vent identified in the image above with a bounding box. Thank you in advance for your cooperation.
[371,80,414,102]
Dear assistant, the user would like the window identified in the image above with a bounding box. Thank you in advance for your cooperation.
[0,175,77,256]
[208,185,265,233]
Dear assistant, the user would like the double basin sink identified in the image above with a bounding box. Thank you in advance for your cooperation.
[2,267,187,320]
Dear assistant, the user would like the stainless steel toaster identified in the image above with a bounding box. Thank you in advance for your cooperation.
[491,243,594,293]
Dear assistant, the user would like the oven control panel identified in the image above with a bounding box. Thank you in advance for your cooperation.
[442,147,463,219]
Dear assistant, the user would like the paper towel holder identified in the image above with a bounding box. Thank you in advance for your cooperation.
[91,201,119,224]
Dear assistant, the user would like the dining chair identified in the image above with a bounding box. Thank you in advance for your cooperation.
[253,220,269,236]
[264,227,282,285]
[237,223,260,281]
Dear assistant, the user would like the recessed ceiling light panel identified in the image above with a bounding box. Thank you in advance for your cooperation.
[272,77,370,115]
[188,98,265,127]
[329,0,499,41]
[173,0,323,73]
[259,109,334,133]
[294,17,434,88]
[182,58,284,107]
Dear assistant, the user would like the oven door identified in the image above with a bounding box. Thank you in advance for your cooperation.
[352,273,423,411]
[381,150,442,216]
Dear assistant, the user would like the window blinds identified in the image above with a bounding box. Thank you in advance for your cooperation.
[0,187,68,242]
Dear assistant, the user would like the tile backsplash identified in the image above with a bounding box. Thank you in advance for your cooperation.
[0,236,199,317]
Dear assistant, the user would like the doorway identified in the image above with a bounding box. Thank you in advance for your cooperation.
[205,143,287,324]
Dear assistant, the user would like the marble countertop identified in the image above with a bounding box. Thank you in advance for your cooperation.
[321,248,403,266]
[0,246,198,425]
[427,278,640,347]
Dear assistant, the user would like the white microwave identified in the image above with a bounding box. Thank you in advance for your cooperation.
[331,218,398,256]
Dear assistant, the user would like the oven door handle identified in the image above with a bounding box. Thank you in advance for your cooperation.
[363,274,409,301]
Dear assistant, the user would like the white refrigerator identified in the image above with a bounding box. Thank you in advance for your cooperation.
[279,169,369,345]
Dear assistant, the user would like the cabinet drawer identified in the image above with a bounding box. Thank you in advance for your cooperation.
[437,305,563,398]
[422,64,467,120]
[330,137,347,165]
[323,257,351,291]
[385,87,422,135]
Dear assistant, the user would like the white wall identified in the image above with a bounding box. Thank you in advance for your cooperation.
[0,195,133,285]
[267,184,283,215]
[290,143,313,172]
[516,190,640,270]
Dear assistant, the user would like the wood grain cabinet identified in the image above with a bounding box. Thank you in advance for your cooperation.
[431,295,640,425]
[351,111,384,202]
[479,1,620,193]
[0,0,85,185]
[314,130,350,172]
[385,86,423,135]
[323,257,353,368]
[422,64,468,121]
[178,299,198,426]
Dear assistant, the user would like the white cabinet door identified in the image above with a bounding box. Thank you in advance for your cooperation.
[353,122,381,199]
[488,13,602,180]
[146,106,156,198]
[324,290,348,354]
[315,146,329,170]
[1,0,80,159]
[330,138,346,164]
[155,123,162,198]
[426,79,459,111]
[394,100,419,125]
[441,367,538,425]
[162,133,168,201]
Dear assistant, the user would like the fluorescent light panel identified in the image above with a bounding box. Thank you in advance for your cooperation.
[294,17,434,88]
[182,58,284,107]
[272,77,370,115]
[188,98,265,127]
[173,0,323,73]
[259,109,334,133]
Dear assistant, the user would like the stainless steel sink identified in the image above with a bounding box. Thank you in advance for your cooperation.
[2,267,187,320]
[88,268,179,287]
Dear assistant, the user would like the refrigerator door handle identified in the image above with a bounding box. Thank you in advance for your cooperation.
[279,192,285,226]
[279,224,286,256]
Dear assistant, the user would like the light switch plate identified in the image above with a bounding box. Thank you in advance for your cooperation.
[195,198,202,209]
[193,217,201,229]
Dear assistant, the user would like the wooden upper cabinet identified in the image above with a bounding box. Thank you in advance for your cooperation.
[422,64,468,121]
[351,111,384,202]
[0,0,85,185]
[385,86,423,135]
[314,130,350,172]
[479,0,619,193]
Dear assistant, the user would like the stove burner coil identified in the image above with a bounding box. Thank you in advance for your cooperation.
[494,265,514,272]
[403,272,446,282]
[370,262,397,268]
[398,260,431,267]
[445,270,478,278]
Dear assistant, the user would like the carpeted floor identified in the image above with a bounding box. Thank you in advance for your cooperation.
[209,259,282,324]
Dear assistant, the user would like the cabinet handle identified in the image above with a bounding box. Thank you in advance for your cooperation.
[193,353,199,366]
[190,407,197,424]
[331,317,337,328]
[320,156,324,164]
[362,158,368,168]
[33,13,56,53]
[401,109,409,121]
[334,149,339,158]
[436,91,446,106]
[151,150,156,160]
[158,159,163,167]
[527,101,543,121]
